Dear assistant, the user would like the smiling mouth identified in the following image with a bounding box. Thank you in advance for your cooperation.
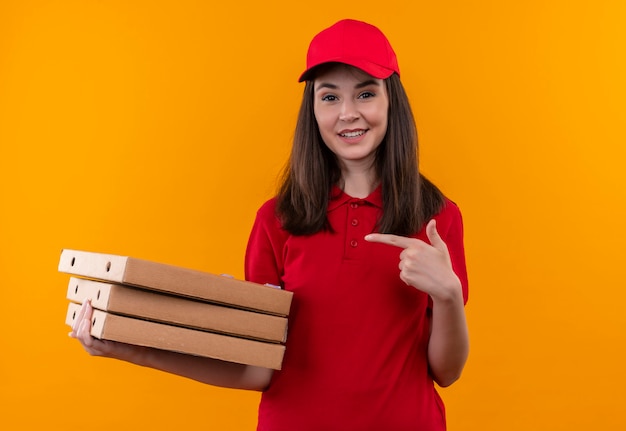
[339,130,366,138]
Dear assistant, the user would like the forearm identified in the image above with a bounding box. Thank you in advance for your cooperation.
[427,286,469,387]
[136,347,273,391]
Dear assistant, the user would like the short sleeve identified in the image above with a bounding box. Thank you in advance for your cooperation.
[244,198,289,288]
[440,200,469,305]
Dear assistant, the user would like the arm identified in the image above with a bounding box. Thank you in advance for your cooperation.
[364,218,469,387]
[427,278,469,387]
[69,300,273,391]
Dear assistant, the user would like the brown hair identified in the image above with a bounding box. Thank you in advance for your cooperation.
[276,72,444,236]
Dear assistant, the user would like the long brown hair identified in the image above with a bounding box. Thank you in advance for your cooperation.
[276,72,444,236]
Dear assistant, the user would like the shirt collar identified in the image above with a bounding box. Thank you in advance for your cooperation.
[327,184,383,211]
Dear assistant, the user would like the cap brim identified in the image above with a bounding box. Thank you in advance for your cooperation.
[298,60,396,82]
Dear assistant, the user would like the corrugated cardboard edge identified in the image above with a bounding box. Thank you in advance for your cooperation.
[59,249,128,283]
[66,277,114,310]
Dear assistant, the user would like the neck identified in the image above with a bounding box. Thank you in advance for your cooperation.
[340,169,378,198]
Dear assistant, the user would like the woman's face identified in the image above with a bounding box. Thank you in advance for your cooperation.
[313,65,389,172]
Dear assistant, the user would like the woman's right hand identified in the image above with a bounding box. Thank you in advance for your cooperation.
[68,300,143,360]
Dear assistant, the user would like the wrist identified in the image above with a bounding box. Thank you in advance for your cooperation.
[430,276,463,305]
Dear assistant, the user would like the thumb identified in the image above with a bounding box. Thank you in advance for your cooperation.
[426,219,447,252]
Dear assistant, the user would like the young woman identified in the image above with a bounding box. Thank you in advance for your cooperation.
[71,18,469,431]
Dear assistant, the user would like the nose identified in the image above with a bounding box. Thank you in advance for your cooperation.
[339,100,359,122]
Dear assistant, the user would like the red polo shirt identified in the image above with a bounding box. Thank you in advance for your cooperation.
[245,186,468,431]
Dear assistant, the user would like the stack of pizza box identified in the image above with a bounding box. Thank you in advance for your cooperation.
[60,249,292,370]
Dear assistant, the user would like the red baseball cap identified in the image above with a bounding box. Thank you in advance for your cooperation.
[298,19,400,82]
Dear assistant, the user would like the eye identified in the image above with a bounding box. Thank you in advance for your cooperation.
[358,91,375,99]
[321,94,338,102]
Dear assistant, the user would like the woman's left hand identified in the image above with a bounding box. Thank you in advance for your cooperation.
[365,219,462,301]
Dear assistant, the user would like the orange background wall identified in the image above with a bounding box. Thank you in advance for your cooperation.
[1,1,625,429]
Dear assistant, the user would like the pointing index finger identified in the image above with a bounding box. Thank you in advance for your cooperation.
[364,233,414,249]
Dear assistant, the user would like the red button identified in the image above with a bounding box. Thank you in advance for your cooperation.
[351,219,358,226]
[350,203,358,209]
[350,240,358,247]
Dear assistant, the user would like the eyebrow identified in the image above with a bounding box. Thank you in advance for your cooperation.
[315,79,381,92]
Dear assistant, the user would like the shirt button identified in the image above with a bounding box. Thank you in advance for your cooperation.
[350,203,358,209]
[350,239,358,247]
[351,219,359,226]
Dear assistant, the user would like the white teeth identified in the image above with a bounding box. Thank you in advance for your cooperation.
[340,130,365,138]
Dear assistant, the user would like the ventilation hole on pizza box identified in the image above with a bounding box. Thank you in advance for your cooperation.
[92,317,97,327]
[105,261,111,272]
[72,311,76,320]
[71,257,75,266]
[74,284,79,294]
[97,290,101,300]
